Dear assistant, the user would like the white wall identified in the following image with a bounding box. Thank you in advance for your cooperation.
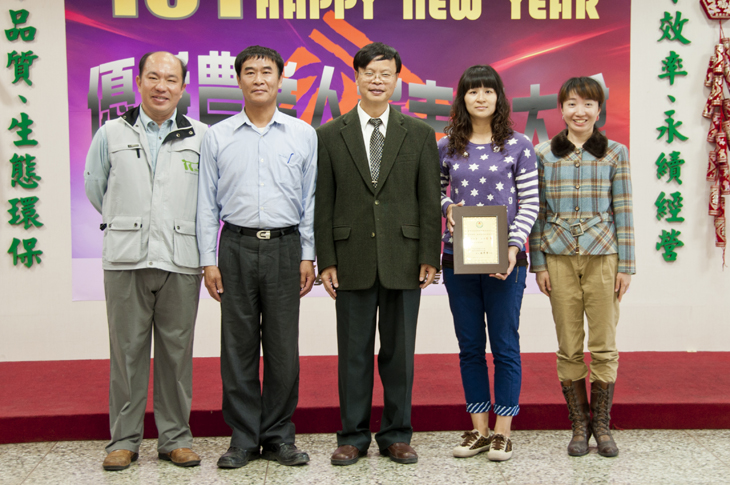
[619,0,730,351]
[1,1,727,362]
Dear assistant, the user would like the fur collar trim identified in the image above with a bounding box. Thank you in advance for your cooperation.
[551,128,608,158]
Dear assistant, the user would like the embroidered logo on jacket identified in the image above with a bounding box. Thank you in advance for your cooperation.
[181,159,199,174]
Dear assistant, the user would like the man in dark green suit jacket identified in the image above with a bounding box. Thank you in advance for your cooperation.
[314,43,441,466]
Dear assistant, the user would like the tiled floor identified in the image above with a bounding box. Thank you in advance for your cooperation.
[3,430,729,484]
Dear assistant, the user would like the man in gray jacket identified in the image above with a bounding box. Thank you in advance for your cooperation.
[84,51,207,472]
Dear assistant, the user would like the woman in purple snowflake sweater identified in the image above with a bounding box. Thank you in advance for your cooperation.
[440,65,538,461]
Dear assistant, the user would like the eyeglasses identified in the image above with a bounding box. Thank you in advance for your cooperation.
[360,70,394,82]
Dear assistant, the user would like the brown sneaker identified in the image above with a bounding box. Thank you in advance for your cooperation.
[158,448,201,467]
[452,429,492,458]
[103,449,138,471]
[486,434,513,461]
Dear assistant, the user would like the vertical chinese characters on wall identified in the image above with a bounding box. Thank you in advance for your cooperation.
[656,1,691,262]
[5,7,42,268]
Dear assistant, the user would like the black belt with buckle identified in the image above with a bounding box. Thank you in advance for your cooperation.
[224,222,298,240]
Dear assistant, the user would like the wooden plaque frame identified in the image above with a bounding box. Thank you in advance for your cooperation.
[453,205,509,275]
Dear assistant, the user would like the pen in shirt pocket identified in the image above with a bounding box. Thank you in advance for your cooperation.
[287,153,293,164]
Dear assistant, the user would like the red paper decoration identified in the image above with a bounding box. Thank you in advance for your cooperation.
[701,0,730,20]
[703,35,730,263]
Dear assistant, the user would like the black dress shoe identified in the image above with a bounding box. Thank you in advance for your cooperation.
[217,447,259,469]
[261,443,310,466]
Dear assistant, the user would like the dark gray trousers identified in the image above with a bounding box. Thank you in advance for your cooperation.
[104,269,202,454]
[219,227,301,450]
[335,280,421,451]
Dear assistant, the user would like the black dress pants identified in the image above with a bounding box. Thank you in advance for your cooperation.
[219,226,301,450]
[335,279,421,451]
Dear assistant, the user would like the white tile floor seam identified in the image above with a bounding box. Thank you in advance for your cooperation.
[16,447,40,485]
[686,429,730,472]
[2,430,729,485]
[687,429,728,473]
[6,441,56,485]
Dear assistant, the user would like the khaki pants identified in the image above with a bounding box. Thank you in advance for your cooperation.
[104,269,202,454]
[546,254,619,383]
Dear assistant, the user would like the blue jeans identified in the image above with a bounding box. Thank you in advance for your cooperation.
[443,266,526,416]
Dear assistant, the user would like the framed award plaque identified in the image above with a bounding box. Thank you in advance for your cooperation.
[452,205,509,274]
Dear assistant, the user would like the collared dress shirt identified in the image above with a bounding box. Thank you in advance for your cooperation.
[197,109,318,267]
[357,101,389,161]
[138,107,175,172]
[85,107,176,211]
[528,139,635,275]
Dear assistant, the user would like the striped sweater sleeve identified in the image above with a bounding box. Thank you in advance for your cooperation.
[510,141,539,251]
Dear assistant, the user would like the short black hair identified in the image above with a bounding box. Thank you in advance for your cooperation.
[234,46,284,78]
[558,77,605,108]
[353,42,401,74]
[138,51,187,83]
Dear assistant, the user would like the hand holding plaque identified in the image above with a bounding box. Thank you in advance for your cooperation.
[452,205,509,274]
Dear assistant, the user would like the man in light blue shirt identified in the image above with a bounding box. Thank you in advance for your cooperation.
[197,45,316,469]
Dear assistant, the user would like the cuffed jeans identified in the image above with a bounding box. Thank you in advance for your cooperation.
[443,266,526,417]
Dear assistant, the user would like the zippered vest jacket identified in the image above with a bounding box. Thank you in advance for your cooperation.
[101,106,207,274]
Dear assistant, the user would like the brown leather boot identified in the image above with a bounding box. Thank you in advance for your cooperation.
[561,379,592,456]
[590,380,619,457]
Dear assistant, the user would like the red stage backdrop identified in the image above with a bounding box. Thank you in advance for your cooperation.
[66,0,631,300]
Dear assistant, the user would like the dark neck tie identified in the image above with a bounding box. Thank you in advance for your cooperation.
[368,118,384,188]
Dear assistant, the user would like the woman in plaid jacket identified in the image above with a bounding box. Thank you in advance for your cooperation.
[528,77,635,458]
